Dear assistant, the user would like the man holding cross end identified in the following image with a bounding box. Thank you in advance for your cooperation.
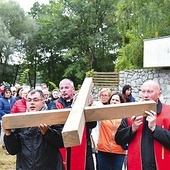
[3,89,65,170]
[115,80,170,170]
[1,77,158,169]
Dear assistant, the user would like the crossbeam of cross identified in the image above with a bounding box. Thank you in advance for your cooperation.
[2,78,156,147]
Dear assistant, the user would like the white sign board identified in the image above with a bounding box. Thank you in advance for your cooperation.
[144,36,170,67]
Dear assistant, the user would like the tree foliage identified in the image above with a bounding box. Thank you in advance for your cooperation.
[18,69,30,85]
[0,0,38,85]
[115,0,170,71]
[29,0,120,87]
[1,0,170,87]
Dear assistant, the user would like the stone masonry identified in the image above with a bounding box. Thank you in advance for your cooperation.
[92,68,170,105]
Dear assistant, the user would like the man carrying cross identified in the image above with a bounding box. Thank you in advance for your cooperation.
[2,78,157,170]
[54,78,96,170]
[3,89,64,170]
[115,80,170,170]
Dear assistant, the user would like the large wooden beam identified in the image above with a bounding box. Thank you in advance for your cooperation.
[2,108,71,129]
[61,77,93,147]
[84,101,156,121]
[2,101,156,128]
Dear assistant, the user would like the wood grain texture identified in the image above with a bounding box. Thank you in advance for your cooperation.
[2,100,156,147]
[61,77,93,147]
[2,109,70,129]
[84,101,156,121]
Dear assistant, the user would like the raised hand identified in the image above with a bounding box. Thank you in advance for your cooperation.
[145,110,157,132]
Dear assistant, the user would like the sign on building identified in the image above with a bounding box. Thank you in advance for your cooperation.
[144,36,170,68]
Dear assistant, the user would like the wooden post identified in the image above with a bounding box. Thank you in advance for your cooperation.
[61,77,93,147]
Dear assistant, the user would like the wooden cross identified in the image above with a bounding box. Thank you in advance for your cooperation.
[2,78,156,147]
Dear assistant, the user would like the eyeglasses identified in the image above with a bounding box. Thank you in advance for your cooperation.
[26,98,43,102]
[101,94,109,97]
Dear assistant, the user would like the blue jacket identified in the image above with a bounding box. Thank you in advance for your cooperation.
[0,96,15,120]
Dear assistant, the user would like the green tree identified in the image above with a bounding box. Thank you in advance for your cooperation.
[0,0,38,85]
[29,0,120,87]
[29,1,71,88]
[115,0,170,71]
[62,0,120,75]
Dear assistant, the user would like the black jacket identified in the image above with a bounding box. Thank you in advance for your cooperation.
[4,124,64,170]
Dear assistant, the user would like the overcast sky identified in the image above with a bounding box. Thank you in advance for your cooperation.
[15,0,49,12]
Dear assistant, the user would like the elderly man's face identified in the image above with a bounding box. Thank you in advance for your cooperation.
[26,92,44,111]
[141,81,161,103]
[59,80,74,100]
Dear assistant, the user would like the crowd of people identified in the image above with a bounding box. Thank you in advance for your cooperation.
[0,79,170,170]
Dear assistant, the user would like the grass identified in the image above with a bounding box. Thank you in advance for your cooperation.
[0,146,16,170]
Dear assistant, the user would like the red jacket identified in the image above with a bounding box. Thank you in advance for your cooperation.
[56,99,87,170]
[127,104,170,170]
[11,98,27,113]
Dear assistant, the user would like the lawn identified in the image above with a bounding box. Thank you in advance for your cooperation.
[0,146,16,170]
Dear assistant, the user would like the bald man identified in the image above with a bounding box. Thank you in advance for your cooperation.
[115,80,170,170]
[53,78,96,170]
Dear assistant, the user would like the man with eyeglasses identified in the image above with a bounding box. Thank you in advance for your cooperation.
[3,89,64,170]
[115,80,170,170]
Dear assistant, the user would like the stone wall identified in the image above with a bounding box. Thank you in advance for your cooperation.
[92,68,170,105]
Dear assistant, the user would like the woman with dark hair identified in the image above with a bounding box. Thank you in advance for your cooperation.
[97,92,127,170]
[0,86,16,118]
[122,85,135,102]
